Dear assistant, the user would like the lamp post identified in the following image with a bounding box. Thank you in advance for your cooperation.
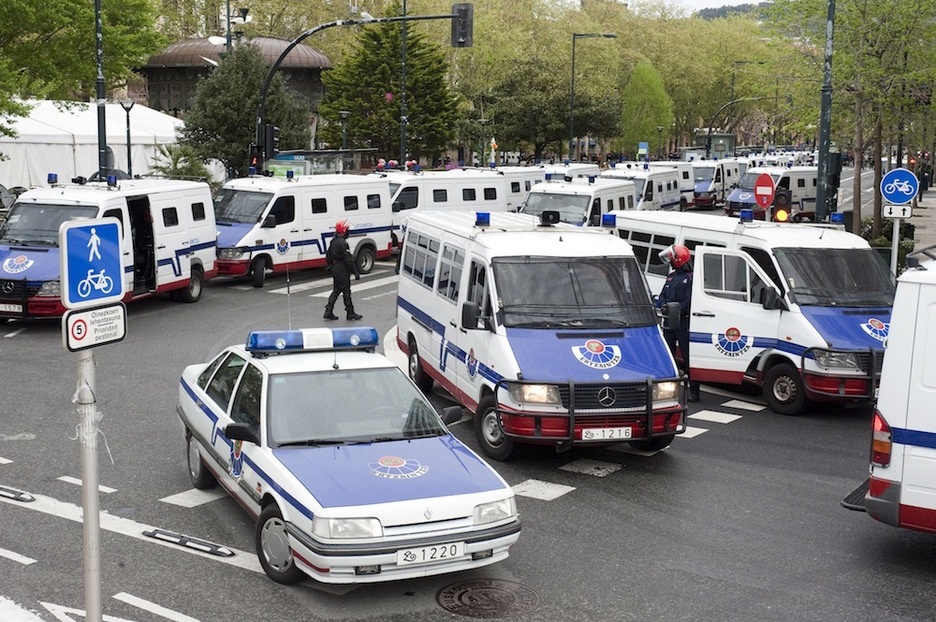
[339,110,351,150]
[119,99,134,177]
[478,117,488,167]
[656,125,664,160]
[569,32,616,162]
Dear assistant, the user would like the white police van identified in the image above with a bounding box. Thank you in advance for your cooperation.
[178,326,520,584]
[519,175,636,226]
[725,166,818,221]
[690,159,741,209]
[600,163,682,211]
[396,210,687,461]
[377,168,520,214]
[648,161,694,210]
[0,175,217,319]
[615,209,895,415]
[854,247,936,534]
[214,173,395,287]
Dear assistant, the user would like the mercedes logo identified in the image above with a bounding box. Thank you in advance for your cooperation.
[597,386,617,408]
[0,281,14,295]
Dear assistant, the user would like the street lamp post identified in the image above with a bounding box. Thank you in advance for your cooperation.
[339,110,351,150]
[119,99,134,177]
[569,32,616,163]
[656,125,663,160]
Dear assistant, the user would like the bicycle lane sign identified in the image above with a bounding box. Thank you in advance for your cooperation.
[881,167,918,205]
[59,217,125,309]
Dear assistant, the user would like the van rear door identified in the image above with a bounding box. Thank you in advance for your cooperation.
[689,247,781,386]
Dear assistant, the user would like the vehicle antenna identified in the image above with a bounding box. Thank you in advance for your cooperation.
[285,266,292,329]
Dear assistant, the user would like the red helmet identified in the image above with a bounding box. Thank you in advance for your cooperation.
[335,219,350,236]
[659,244,690,269]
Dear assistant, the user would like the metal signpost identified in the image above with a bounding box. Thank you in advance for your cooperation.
[880,168,918,276]
[59,217,126,622]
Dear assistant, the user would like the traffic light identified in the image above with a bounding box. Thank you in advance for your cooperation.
[827,151,842,187]
[248,144,262,172]
[264,124,280,158]
[451,3,473,48]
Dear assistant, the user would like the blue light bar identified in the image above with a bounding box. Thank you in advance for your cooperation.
[248,166,256,176]
[475,212,491,227]
[286,169,294,179]
[587,175,596,184]
[601,213,616,228]
[643,162,649,170]
[739,209,754,223]
[830,212,844,224]
[545,173,554,181]
[107,175,117,187]
[245,327,379,354]
[48,173,58,185]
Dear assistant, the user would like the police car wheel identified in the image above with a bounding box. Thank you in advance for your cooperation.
[764,363,807,416]
[178,266,203,303]
[474,396,517,461]
[407,339,434,394]
[256,504,305,585]
[251,257,267,288]
[186,433,217,489]
[356,246,376,275]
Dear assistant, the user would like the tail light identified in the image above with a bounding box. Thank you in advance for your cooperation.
[871,409,892,467]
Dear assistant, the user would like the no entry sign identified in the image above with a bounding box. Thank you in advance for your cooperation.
[754,173,776,208]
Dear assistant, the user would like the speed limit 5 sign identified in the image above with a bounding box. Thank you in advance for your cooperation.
[62,303,127,352]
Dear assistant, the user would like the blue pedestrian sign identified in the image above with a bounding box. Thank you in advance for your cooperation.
[881,167,918,205]
[59,218,125,310]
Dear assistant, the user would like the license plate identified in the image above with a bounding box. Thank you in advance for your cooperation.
[396,542,464,566]
[0,303,22,313]
[582,426,632,440]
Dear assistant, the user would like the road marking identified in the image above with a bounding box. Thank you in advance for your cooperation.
[689,410,743,424]
[676,425,708,438]
[3,327,28,338]
[559,459,622,477]
[113,593,199,622]
[57,475,117,494]
[0,457,11,465]
[310,275,400,298]
[41,601,135,622]
[720,399,765,412]
[0,491,262,574]
[512,479,575,501]
[268,276,331,295]
[0,597,46,621]
[0,547,36,565]
[159,488,227,508]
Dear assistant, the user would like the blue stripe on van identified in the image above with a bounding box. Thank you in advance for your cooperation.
[893,427,936,451]
[689,332,811,358]
[217,224,392,257]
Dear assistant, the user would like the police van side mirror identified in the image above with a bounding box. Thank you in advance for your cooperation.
[761,287,788,311]
[225,422,260,446]
[461,300,481,329]
[261,214,276,228]
[392,201,402,213]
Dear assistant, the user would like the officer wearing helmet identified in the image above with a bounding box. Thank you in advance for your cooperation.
[657,244,700,402]
[324,219,362,321]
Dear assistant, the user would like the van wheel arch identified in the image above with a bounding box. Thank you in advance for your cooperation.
[354,243,377,274]
[178,264,204,303]
[763,361,807,416]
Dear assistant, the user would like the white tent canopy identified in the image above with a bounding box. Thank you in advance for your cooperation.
[0,100,183,189]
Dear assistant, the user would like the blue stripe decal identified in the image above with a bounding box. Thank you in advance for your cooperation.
[893,427,936,451]
[689,332,810,358]
[217,224,393,257]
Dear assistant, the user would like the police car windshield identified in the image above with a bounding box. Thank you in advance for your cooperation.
[0,203,99,245]
[774,247,896,307]
[693,166,715,182]
[521,192,590,225]
[213,188,272,224]
[268,367,448,447]
[492,256,657,328]
[736,171,778,191]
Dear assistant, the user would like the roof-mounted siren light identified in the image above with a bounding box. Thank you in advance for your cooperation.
[539,210,560,226]
[601,212,616,228]
[245,327,379,354]
[643,161,649,170]
[286,169,294,180]
[475,212,491,227]
[106,175,118,187]
[739,209,754,223]
[48,173,58,186]
[248,166,257,176]
[587,175,596,184]
[545,172,554,181]
[563,159,570,166]
[829,212,845,224]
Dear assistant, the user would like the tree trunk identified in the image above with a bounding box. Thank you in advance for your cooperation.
[851,93,864,235]
[873,116,883,239]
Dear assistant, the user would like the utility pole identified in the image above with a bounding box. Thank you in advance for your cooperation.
[815,0,836,222]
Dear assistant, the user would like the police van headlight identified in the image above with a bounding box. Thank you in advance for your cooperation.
[813,350,860,369]
[653,381,681,403]
[311,516,382,539]
[38,280,61,297]
[508,383,561,405]
[473,498,517,525]
[218,247,246,260]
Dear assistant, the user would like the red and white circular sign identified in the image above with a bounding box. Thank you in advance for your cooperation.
[754,173,776,208]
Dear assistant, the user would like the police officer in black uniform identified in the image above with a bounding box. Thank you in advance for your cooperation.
[324,219,362,321]
[657,244,700,402]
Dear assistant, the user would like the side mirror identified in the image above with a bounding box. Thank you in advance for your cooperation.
[261,214,276,228]
[225,422,260,446]
[461,300,481,329]
[441,405,463,425]
[392,201,402,213]
[664,301,681,330]
[761,287,788,311]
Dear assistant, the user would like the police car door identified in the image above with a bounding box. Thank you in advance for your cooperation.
[690,247,780,386]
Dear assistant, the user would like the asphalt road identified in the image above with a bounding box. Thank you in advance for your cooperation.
[2,211,935,621]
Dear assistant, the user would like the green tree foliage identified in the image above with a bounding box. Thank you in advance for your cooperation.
[318,1,458,163]
[177,43,310,178]
[618,62,673,158]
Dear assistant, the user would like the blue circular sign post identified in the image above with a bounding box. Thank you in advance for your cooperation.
[881,167,919,205]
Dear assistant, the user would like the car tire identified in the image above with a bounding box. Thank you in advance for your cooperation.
[251,257,267,288]
[178,266,203,303]
[474,395,517,461]
[256,504,305,585]
[764,363,807,416]
[186,433,217,490]
[356,246,376,275]
[628,434,675,452]
[407,339,434,394]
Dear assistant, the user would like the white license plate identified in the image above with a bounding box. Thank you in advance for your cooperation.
[0,303,22,313]
[396,542,465,566]
[582,426,632,440]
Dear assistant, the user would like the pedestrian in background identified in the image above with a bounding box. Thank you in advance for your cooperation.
[657,244,700,402]
[324,219,362,321]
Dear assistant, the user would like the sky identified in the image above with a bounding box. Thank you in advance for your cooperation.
[675,0,754,11]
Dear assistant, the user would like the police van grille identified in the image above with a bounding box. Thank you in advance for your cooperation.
[558,383,649,412]
[0,279,32,302]
[856,351,884,376]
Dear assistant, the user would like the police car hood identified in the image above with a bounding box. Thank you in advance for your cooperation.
[216,222,255,248]
[506,326,677,382]
[0,245,61,281]
[273,436,506,508]
[727,187,756,204]
[799,306,891,350]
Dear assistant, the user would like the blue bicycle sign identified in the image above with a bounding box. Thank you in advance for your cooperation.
[881,168,919,205]
[59,218,124,310]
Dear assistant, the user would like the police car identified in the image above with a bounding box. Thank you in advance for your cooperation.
[177,327,520,584]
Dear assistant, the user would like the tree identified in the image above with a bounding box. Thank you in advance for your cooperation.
[318,1,458,163]
[618,62,673,158]
[177,42,310,178]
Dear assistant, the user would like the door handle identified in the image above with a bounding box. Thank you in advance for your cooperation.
[157,245,166,250]
[693,311,715,317]
[290,229,299,233]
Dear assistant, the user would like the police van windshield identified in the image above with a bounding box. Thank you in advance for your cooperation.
[774,247,895,307]
[213,188,272,224]
[522,192,590,225]
[0,203,99,246]
[693,166,715,182]
[736,171,779,191]
[492,256,657,328]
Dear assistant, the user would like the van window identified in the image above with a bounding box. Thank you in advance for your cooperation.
[344,196,359,211]
[432,189,448,203]
[702,253,767,303]
[684,239,725,253]
[102,208,124,232]
[311,198,327,214]
[162,207,179,227]
[740,246,784,291]
[401,233,439,289]
[627,196,634,209]
[397,186,419,210]
[797,178,806,188]
[511,182,521,193]
[367,194,381,209]
[463,188,477,201]
[192,202,206,221]
[483,187,497,201]
[466,261,492,329]
[437,244,465,303]
[628,231,675,276]
[269,196,295,224]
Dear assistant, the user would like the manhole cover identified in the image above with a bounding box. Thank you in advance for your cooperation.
[436,579,539,618]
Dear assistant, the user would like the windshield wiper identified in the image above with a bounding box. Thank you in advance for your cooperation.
[277,439,347,447]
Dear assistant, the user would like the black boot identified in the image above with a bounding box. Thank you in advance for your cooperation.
[347,310,363,320]
[323,306,338,320]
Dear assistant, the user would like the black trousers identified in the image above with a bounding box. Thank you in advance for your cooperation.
[326,271,354,313]
[664,321,699,392]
